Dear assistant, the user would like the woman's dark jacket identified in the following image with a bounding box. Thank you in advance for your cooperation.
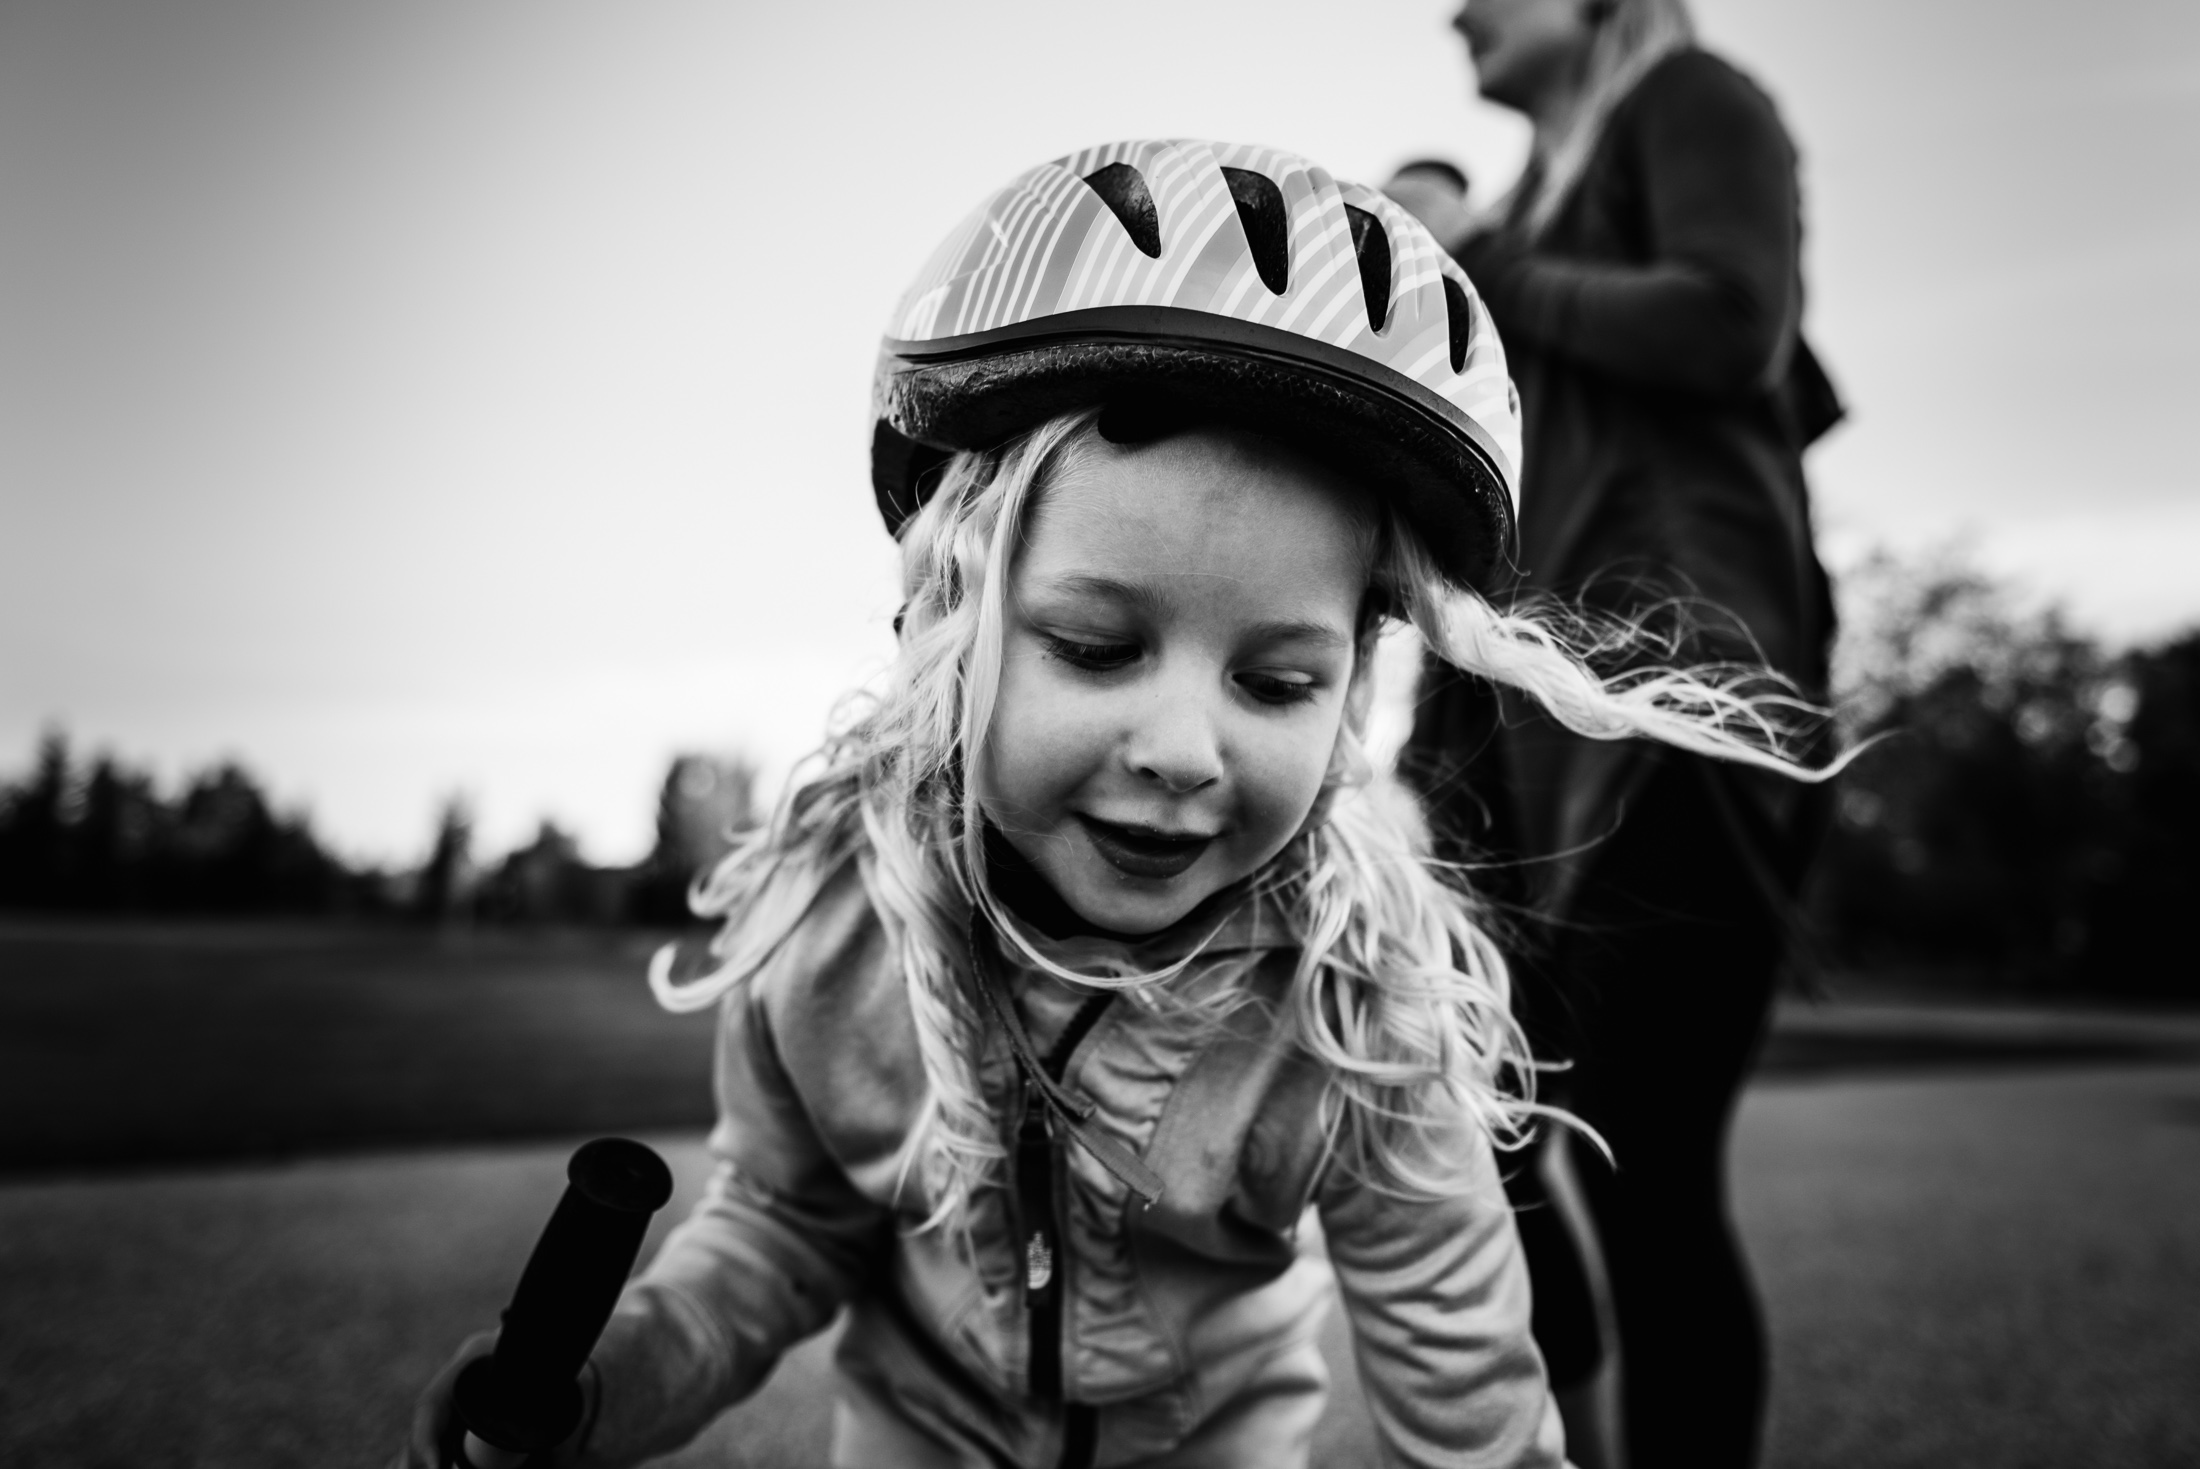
[1406,47,1840,915]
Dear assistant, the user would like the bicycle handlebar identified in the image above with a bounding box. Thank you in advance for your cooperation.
[448,1137,674,1469]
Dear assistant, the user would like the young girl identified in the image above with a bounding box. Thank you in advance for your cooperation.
[401,138,1807,1469]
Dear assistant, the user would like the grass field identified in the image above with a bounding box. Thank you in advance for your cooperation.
[8,919,2192,1177]
[0,919,717,1173]
[2,920,2198,1467]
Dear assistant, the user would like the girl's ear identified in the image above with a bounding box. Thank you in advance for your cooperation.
[1316,646,1379,805]
[1341,629,1381,738]
[1301,709,1376,839]
[1299,594,1384,836]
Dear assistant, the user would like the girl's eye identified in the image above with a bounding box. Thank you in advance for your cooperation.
[1239,671,1319,707]
[1041,634,1139,671]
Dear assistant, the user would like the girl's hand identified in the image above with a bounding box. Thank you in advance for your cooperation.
[393,1329,498,1469]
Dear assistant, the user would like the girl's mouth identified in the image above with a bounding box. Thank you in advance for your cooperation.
[1076,815,1215,880]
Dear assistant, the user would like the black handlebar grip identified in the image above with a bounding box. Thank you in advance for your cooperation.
[451,1137,675,1466]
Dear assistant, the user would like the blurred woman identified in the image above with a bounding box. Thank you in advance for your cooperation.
[1393,3,1843,1467]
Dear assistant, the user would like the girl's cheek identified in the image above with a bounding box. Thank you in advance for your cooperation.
[986,656,1061,809]
[1234,717,1340,837]
[994,672,1118,800]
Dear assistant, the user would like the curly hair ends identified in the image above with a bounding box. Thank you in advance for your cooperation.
[650,407,1827,1234]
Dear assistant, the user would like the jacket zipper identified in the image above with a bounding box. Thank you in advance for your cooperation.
[1017,1074,1065,1401]
[1017,990,1115,1413]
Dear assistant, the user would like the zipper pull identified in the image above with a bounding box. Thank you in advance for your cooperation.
[1019,1076,1057,1301]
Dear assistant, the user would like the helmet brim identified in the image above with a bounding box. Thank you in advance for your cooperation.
[872,306,1517,593]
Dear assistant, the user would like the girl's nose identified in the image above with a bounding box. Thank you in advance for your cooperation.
[1124,689,1225,795]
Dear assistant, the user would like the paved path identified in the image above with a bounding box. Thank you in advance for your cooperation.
[3,1059,2196,1467]
[1738,1060,2200,1467]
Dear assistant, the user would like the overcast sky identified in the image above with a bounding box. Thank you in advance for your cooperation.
[3,0,2196,864]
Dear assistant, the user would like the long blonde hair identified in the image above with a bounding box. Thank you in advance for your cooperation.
[651,408,1814,1233]
[1514,0,1696,237]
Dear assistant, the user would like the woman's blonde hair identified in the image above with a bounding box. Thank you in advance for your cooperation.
[650,407,1812,1233]
[1514,0,1696,237]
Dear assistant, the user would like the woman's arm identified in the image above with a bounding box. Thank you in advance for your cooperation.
[1319,1126,1568,1469]
[1465,53,1801,399]
[574,981,891,1467]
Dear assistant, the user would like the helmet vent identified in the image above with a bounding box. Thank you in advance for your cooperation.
[1082,163,1163,259]
[1443,275,1475,371]
[1344,205,1391,333]
[1221,167,1290,295]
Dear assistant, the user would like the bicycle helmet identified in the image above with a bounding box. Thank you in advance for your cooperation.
[871,139,1523,590]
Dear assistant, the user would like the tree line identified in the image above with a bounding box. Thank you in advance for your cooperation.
[1809,551,2198,999]
[4,551,2195,997]
[0,740,754,928]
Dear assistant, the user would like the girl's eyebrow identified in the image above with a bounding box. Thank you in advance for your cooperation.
[1243,618,1351,651]
[1028,573,1349,649]
[1026,572,1169,617]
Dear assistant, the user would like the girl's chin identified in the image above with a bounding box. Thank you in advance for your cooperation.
[1061,868,1217,936]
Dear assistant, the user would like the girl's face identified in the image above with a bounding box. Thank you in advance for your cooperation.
[980,425,1373,935]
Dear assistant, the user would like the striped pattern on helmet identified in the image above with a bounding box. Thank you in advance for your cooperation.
[886,139,1522,494]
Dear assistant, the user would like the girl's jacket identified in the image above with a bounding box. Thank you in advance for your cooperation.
[576,857,1566,1469]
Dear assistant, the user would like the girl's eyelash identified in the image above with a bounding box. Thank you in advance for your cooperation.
[1239,672,1319,706]
[1041,634,1139,670]
[1037,634,1319,705]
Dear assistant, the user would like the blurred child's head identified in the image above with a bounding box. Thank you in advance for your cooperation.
[1389,157,1470,198]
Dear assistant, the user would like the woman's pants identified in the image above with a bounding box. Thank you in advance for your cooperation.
[1509,756,1785,1469]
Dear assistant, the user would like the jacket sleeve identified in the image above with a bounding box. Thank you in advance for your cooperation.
[1319,1124,1569,1469]
[1463,53,1801,398]
[574,971,892,1467]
